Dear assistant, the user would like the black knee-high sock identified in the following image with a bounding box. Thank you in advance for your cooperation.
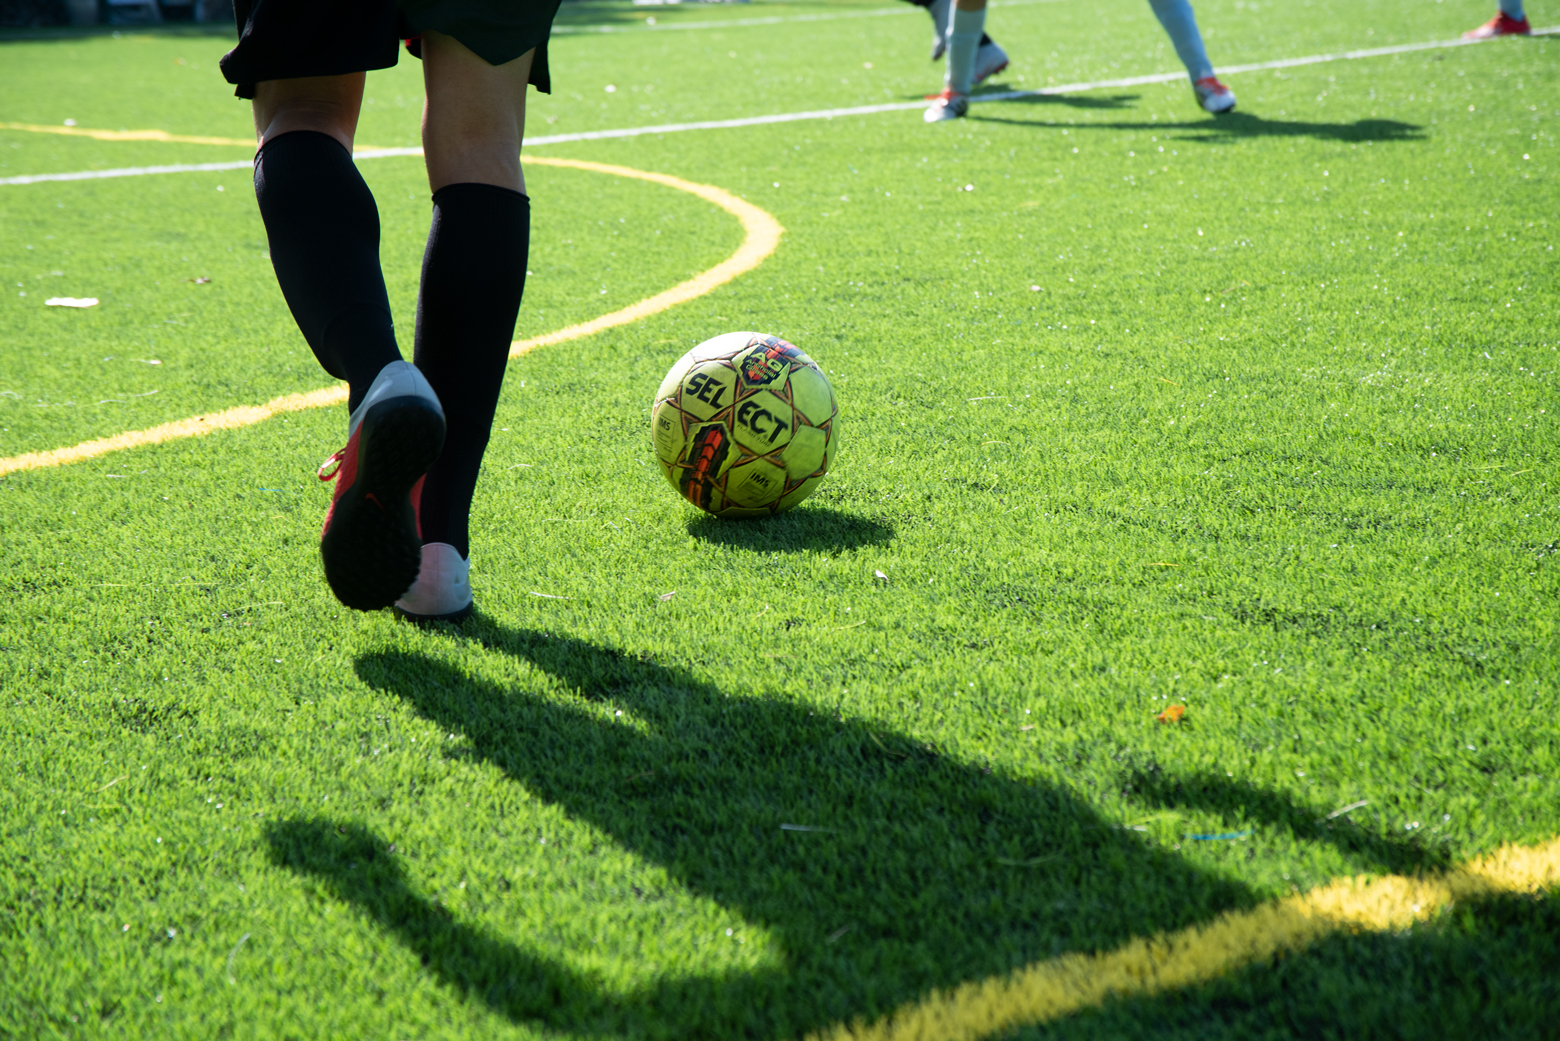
[253,130,401,414]
[413,183,529,559]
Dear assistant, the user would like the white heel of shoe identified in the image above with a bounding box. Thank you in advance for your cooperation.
[394,542,475,623]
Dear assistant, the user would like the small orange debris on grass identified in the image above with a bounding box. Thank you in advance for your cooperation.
[1155,703,1185,724]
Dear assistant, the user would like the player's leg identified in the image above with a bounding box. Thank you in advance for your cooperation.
[907,0,1007,83]
[926,0,986,122]
[1145,0,1235,113]
[394,30,535,622]
[251,75,447,612]
[906,0,952,61]
[251,75,402,408]
[1464,0,1531,38]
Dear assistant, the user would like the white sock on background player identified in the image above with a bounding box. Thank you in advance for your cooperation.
[945,4,986,95]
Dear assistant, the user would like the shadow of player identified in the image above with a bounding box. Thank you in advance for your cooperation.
[905,88,1140,110]
[262,622,1263,1038]
[1124,767,1455,875]
[972,106,1423,144]
[684,505,893,555]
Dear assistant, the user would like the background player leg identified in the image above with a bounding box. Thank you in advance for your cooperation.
[252,75,447,612]
[907,0,1006,79]
[925,0,986,122]
[395,30,534,622]
[917,0,952,60]
[1146,0,1236,113]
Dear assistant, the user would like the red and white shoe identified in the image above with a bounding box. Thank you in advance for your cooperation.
[317,360,445,611]
[924,88,970,123]
[1193,76,1237,114]
[974,41,1010,86]
[1462,12,1531,38]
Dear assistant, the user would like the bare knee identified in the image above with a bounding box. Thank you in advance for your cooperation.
[421,31,532,193]
[253,74,366,151]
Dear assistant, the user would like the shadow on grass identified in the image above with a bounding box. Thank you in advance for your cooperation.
[972,104,1423,143]
[1015,888,1560,1041]
[684,505,893,554]
[263,622,1257,1038]
[1125,768,1455,875]
[267,818,595,1019]
[906,88,1140,110]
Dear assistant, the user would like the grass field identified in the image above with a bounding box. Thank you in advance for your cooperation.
[2,1,1558,1037]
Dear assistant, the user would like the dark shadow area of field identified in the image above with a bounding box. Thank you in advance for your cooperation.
[281,625,1256,1038]
[1125,767,1456,875]
[907,88,1140,110]
[1013,888,1560,1041]
[685,505,892,554]
[973,105,1424,143]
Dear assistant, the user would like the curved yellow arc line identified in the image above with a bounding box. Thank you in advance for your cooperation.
[509,157,783,358]
[0,159,783,477]
[811,834,1560,1041]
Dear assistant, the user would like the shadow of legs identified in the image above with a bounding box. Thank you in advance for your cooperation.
[1124,767,1453,874]
[326,624,1259,1037]
[266,819,595,1022]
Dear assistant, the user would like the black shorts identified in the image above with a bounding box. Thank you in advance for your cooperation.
[220,0,563,100]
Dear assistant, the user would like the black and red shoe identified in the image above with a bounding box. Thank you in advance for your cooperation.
[316,360,445,611]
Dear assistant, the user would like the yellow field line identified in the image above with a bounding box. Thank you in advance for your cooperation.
[810,834,1560,1041]
[0,121,256,147]
[0,157,782,477]
[510,156,782,354]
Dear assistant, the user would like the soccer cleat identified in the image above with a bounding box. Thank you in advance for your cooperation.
[1462,12,1531,38]
[973,41,1009,85]
[394,542,474,624]
[1193,76,1236,114]
[317,360,445,612]
[924,88,970,123]
[928,0,951,60]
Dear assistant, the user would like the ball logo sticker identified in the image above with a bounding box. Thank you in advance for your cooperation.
[740,353,787,387]
[738,336,799,388]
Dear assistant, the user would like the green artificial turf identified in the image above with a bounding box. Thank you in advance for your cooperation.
[2,1,1558,1038]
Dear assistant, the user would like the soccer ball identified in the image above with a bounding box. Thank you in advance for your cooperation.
[651,332,839,517]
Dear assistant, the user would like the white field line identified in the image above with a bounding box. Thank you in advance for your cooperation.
[551,0,1066,34]
[0,158,256,185]
[0,156,783,476]
[0,28,1553,189]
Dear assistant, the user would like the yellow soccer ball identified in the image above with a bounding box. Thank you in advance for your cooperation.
[650,332,840,517]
